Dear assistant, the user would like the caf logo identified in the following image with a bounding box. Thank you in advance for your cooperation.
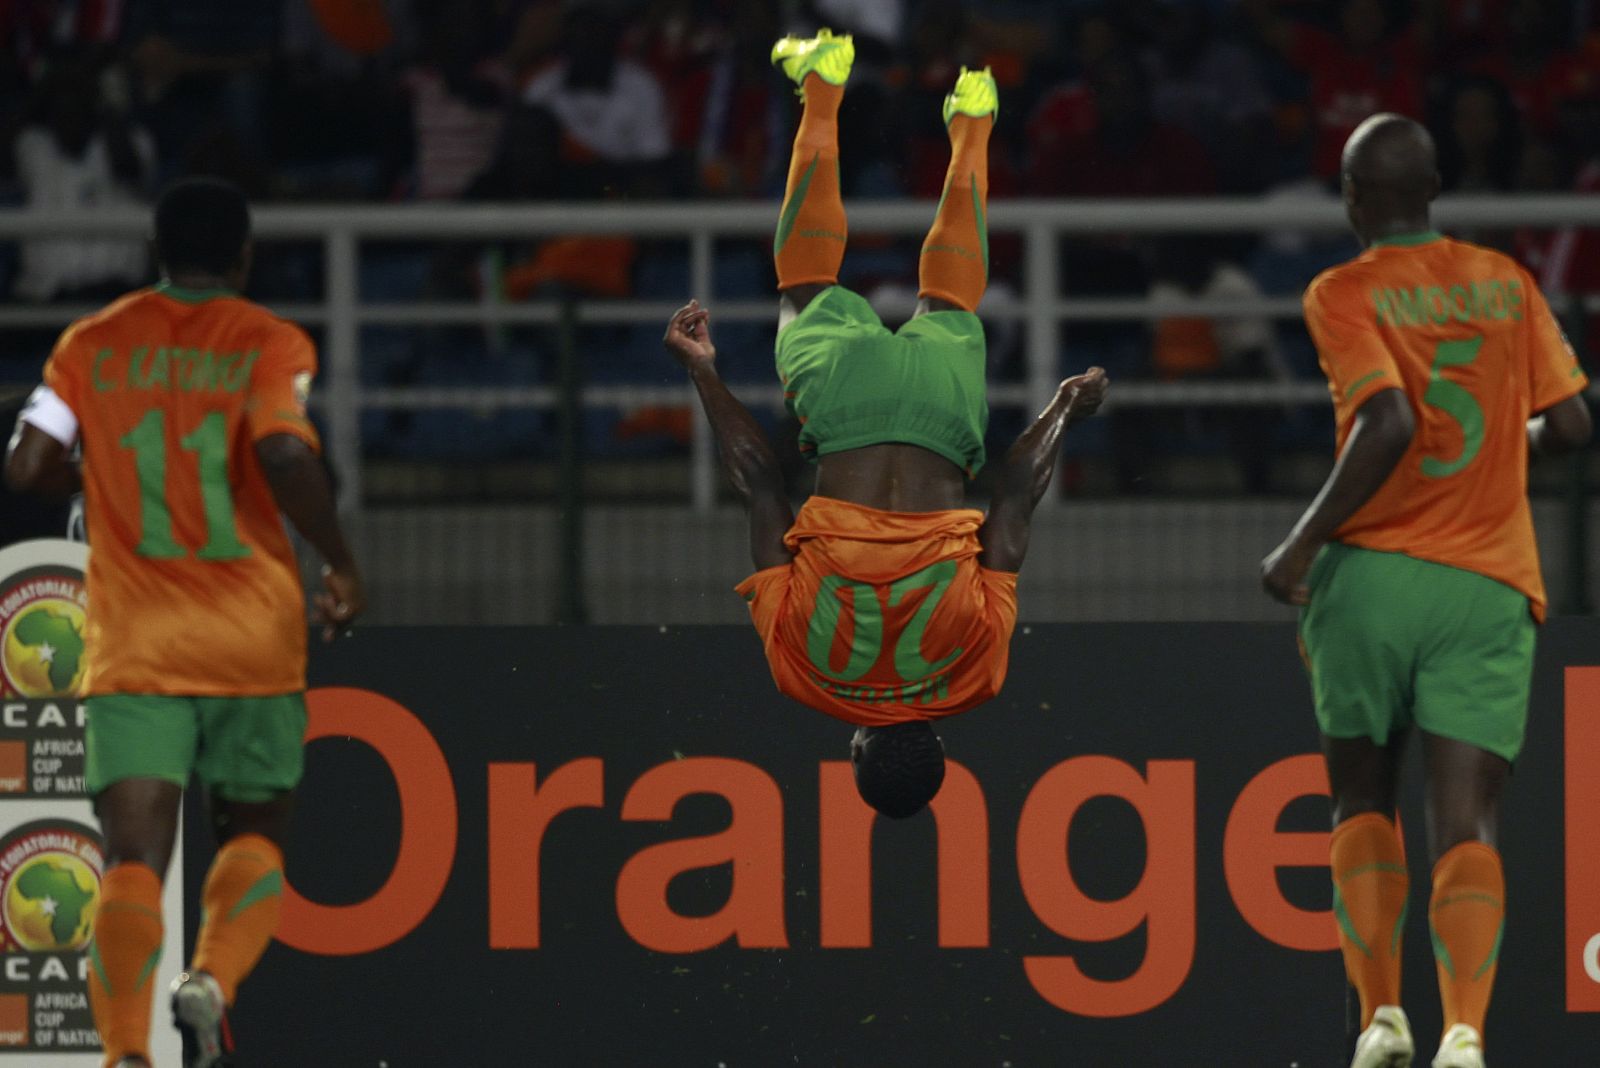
[0,566,88,699]
[0,820,103,953]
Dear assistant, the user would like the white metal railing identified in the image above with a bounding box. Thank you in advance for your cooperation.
[3,195,1599,512]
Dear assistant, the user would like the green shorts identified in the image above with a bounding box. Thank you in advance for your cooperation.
[776,285,989,475]
[85,693,308,801]
[1299,544,1535,762]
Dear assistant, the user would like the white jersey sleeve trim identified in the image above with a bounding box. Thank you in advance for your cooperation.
[19,385,79,448]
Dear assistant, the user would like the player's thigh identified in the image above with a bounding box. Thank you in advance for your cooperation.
[1298,545,1418,749]
[194,693,308,803]
[913,296,965,317]
[1412,571,1535,766]
[85,694,199,796]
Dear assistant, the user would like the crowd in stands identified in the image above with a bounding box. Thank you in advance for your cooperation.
[3,0,1599,486]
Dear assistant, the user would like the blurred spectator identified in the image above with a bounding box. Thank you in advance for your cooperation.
[1417,0,1509,67]
[1,0,125,86]
[274,0,412,199]
[1138,237,1289,493]
[628,0,787,196]
[1142,2,1275,192]
[1028,51,1216,198]
[629,0,731,160]
[522,3,673,191]
[1469,0,1598,139]
[401,0,512,200]
[1280,0,1426,180]
[1437,76,1522,192]
[1025,7,1127,170]
[1517,93,1600,307]
[1433,74,1524,249]
[470,104,640,300]
[282,0,411,78]
[11,51,153,301]
[124,0,277,174]
[691,3,785,197]
[1029,50,1220,414]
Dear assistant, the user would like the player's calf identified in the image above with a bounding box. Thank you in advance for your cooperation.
[87,863,165,1068]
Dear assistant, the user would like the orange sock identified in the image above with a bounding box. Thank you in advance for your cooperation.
[774,75,846,290]
[1330,813,1410,1029]
[918,113,992,312]
[191,834,285,1005]
[1430,841,1504,1039]
[88,863,164,1067]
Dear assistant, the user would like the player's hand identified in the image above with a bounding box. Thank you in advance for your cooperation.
[1060,367,1109,425]
[1260,539,1316,606]
[315,564,365,642]
[664,300,717,370]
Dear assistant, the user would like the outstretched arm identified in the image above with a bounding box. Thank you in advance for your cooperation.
[665,301,794,570]
[1261,387,1414,605]
[256,434,366,641]
[978,367,1108,572]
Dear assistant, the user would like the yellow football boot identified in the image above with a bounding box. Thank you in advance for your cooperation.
[770,28,855,91]
[943,65,999,125]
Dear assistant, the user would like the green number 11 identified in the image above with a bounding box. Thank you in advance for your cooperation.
[118,410,250,561]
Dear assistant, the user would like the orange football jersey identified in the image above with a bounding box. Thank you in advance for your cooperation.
[1304,232,1589,621]
[736,496,1018,727]
[41,283,320,695]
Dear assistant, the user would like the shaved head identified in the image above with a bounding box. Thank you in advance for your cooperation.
[1343,113,1437,190]
[1340,113,1440,245]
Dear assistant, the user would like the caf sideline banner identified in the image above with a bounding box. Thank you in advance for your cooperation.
[0,541,182,1064]
[206,623,1599,1067]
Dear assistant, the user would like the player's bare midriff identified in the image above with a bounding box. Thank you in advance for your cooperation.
[813,442,967,513]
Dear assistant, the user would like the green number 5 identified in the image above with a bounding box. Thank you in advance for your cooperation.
[118,410,251,561]
[1420,336,1485,479]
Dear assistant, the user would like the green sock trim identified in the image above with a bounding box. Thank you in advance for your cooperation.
[88,938,164,997]
[1472,916,1506,981]
[774,154,821,256]
[1333,884,1374,959]
[971,178,988,280]
[226,869,283,922]
[1431,922,1456,979]
[89,941,112,996]
[1337,861,1409,881]
[133,945,163,993]
[1391,895,1409,958]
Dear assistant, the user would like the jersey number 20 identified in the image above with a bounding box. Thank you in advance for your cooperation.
[119,409,251,561]
[805,560,962,683]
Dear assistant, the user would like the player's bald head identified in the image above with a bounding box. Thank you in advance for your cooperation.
[1340,113,1440,242]
[850,723,945,819]
[1342,113,1438,198]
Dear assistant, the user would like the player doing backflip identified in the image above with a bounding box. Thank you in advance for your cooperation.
[664,31,1106,818]
[6,178,364,1068]
[1262,114,1591,1068]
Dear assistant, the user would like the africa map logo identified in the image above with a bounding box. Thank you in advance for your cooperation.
[0,567,87,700]
[0,820,102,954]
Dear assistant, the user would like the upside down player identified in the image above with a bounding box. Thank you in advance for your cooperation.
[1261,115,1591,1068]
[5,178,365,1068]
[664,31,1107,819]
